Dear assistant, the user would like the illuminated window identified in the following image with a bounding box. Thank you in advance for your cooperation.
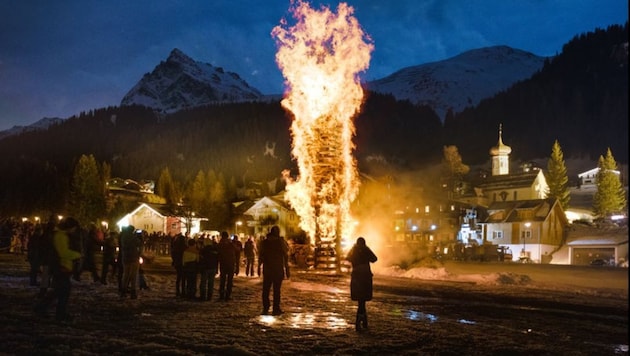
[425,205,430,213]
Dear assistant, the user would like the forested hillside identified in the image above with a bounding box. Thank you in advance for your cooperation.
[444,23,628,164]
[0,24,626,216]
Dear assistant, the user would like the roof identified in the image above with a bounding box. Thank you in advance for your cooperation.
[578,167,620,177]
[477,170,541,191]
[483,198,566,224]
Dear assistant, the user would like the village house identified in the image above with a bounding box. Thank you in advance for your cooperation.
[116,202,205,236]
[481,198,568,263]
[238,193,302,239]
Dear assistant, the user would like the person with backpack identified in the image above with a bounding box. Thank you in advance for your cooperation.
[34,217,82,322]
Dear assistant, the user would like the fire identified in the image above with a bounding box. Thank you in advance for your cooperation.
[272,1,373,255]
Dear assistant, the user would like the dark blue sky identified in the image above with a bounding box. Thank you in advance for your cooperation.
[0,0,627,130]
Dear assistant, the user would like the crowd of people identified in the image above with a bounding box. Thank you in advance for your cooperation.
[3,217,377,331]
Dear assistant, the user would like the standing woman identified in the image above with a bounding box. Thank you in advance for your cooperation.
[345,237,377,331]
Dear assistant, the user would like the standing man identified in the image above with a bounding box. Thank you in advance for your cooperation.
[232,235,243,276]
[217,231,237,301]
[120,226,143,299]
[198,237,219,301]
[100,231,118,285]
[243,236,256,277]
[182,238,199,299]
[171,232,187,297]
[34,217,82,322]
[258,225,290,315]
[345,237,378,331]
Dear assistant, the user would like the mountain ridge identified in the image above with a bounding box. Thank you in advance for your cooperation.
[366,45,547,121]
[120,48,265,113]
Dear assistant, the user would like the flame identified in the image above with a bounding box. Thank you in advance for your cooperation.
[272,1,373,249]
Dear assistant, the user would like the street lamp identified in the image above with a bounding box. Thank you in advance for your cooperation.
[522,222,531,262]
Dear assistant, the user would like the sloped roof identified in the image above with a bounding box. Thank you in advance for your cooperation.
[484,198,564,224]
[477,171,541,191]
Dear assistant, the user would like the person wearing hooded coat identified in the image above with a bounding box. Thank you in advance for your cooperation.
[345,237,377,331]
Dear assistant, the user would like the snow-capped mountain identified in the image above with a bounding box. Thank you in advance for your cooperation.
[0,117,63,141]
[366,46,548,121]
[120,48,264,113]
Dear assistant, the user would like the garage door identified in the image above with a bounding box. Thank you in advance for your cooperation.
[572,247,615,265]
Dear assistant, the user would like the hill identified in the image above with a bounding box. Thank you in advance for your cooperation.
[0,24,626,217]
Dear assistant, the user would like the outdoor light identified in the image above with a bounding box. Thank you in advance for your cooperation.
[430,224,437,230]
[235,220,243,234]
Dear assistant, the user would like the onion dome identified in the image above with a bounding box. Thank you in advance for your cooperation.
[490,124,511,156]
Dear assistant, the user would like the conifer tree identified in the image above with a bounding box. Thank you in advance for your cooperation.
[69,154,106,226]
[593,148,627,218]
[545,140,570,209]
[157,167,180,206]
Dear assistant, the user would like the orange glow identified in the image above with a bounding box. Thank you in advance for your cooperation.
[272,1,373,251]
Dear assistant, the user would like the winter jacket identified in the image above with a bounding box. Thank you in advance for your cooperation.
[171,234,187,267]
[258,231,289,279]
[182,244,199,272]
[199,240,219,271]
[53,228,82,274]
[217,237,237,274]
[345,243,377,301]
[120,228,143,263]
[244,239,255,259]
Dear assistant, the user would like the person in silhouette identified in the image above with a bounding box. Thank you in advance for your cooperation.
[217,231,237,301]
[257,225,290,315]
[345,237,377,331]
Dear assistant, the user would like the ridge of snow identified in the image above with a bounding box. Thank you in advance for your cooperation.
[366,45,548,121]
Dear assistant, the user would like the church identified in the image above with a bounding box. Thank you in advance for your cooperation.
[463,125,568,263]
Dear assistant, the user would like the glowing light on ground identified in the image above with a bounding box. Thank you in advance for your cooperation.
[255,312,349,330]
[272,0,373,261]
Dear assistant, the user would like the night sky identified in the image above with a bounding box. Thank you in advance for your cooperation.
[0,0,626,130]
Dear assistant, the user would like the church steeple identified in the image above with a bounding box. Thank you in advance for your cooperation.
[490,124,511,176]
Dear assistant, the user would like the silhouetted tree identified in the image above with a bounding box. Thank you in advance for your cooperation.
[545,140,570,209]
[68,154,106,225]
[593,148,626,218]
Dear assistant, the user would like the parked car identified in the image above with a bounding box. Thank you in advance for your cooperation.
[589,258,607,266]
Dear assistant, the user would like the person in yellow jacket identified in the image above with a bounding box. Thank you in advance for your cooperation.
[182,238,199,299]
[34,217,82,322]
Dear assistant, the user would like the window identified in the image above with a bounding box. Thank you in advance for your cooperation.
[521,230,531,239]
[492,230,503,239]
[424,205,430,213]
